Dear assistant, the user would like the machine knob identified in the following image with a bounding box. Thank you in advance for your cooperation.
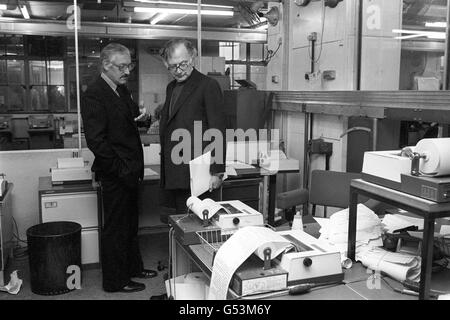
[232,217,240,225]
[303,257,312,267]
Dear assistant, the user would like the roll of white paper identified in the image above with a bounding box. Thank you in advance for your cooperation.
[186,196,222,220]
[416,138,450,176]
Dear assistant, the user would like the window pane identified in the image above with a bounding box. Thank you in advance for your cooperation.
[29,60,47,85]
[5,35,24,56]
[8,85,25,111]
[48,61,64,85]
[48,85,65,112]
[0,61,6,85]
[68,60,98,111]
[30,86,48,110]
[232,64,247,89]
[249,44,263,61]
[250,65,266,90]
[0,86,7,112]
[7,60,24,84]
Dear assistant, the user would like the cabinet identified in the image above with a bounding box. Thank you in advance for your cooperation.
[221,177,263,212]
[223,90,269,131]
[0,184,13,286]
[38,177,101,266]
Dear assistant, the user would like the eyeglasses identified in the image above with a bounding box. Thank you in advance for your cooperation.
[167,60,190,72]
[112,62,136,72]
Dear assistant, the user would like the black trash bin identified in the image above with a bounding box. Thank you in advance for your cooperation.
[26,221,82,295]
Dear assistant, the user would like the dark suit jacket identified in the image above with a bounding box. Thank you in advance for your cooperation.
[159,68,226,190]
[81,76,144,188]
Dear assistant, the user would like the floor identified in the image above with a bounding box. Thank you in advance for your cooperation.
[1,230,170,300]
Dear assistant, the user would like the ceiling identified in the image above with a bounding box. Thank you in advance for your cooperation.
[0,0,280,28]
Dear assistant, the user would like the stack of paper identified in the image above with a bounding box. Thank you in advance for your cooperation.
[318,204,384,260]
[356,247,421,282]
[381,213,424,233]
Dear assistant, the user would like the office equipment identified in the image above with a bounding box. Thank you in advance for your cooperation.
[28,115,53,129]
[51,157,92,185]
[347,178,450,299]
[363,139,450,202]
[38,177,101,265]
[187,197,264,231]
[170,199,264,246]
[207,226,292,299]
[231,253,288,296]
[275,229,344,286]
[362,150,412,190]
[401,174,450,203]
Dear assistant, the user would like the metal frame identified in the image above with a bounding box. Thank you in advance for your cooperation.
[0,17,267,43]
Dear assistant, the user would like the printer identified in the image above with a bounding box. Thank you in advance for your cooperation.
[51,157,92,185]
[362,138,450,202]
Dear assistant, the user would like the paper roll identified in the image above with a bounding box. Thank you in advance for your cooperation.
[416,138,450,176]
[186,196,221,220]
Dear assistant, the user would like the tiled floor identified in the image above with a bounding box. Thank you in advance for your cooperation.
[1,231,169,300]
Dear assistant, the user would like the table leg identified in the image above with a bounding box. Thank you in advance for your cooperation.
[347,186,358,261]
[268,174,277,226]
[419,216,435,300]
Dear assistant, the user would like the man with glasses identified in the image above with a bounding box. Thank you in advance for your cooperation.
[81,43,157,294]
[159,38,226,217]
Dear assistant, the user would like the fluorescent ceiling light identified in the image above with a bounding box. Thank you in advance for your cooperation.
[19,5,30,19]
[392,28,445,40]
[134,7,233,16]
[135,0,233,9]
[150,12,168,25]
[0,4,6,10]
[425,21,447,28]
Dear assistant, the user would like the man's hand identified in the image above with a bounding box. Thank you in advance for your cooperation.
[209,174,223,192]
[134,107,150,122]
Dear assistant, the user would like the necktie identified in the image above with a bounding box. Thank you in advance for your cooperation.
[116,85,127,99]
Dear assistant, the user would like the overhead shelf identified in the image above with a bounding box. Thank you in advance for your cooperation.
[271,91,450,123]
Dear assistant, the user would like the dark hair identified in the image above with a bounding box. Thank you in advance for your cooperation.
[160,39,197,62]
[100,43,130,65]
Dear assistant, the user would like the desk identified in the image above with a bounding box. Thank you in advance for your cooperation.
[347,178,450,300]
[169,221,442,300]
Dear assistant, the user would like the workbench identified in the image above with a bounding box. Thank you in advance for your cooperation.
[169,216,450,300]
[347,178,450,300]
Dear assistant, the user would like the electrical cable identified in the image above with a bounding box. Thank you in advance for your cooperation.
[264,42,282,65]
[11,216,28,260]
[308,0,326,64]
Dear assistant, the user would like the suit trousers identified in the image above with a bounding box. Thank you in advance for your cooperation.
[100,177,143,291]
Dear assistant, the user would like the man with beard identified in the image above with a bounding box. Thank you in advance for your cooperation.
[81,43,157,293]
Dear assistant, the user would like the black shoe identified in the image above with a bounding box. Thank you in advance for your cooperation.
[118,280,146,293]
[132,269,158,279]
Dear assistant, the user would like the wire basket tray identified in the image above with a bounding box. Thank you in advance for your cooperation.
[196,228,234,258]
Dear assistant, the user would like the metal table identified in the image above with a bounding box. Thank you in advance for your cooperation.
[347,178,450,300]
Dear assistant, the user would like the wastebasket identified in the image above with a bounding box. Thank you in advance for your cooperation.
[26,221,81,295]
